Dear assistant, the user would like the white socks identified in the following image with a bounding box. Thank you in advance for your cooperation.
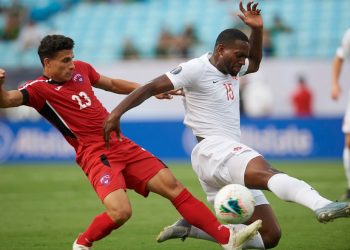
[267,173,331,211]
[188,224,265,249]
[343,147,350,189]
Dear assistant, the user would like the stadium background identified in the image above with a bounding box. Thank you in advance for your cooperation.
[1,1,350,250]
[0,0,349,163]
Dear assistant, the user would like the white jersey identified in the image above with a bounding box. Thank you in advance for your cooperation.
[166,52,248,142]
[337,28,350,133]
[166,53,267,206]
[336,28,350,60]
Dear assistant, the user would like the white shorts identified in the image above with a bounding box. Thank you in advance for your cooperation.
[191,135,269,206]
[342,91,350,133]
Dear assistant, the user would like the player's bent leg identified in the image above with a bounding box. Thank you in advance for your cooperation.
[244,157,347,220]
[103,189,132,224]
[74,189,131,249]
[246,204,281,249]
[148,168,232,245]
[157,193,275,249]
[157,218,267,249]
[147,168,185,200]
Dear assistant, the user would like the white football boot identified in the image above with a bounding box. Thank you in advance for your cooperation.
[221,219,262,250]
[72,238,92,250]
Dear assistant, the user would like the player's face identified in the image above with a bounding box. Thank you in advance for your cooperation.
[44,50,75,82]
[217,40,249,76]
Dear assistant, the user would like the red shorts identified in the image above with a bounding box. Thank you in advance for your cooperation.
[76,136,167,202]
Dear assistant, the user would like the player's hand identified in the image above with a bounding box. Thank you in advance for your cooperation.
[155,88,184,99]
[103,111,122,148]
[0,68,5,86]
[237,1,263,30]
[331,83,341,100]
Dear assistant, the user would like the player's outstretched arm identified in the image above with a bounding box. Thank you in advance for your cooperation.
[103,74,174,145]
[94,75,141,94]
[237,1,263,74]
[331,56,343,100]
[0,68,24,108]
[94,75,180,99]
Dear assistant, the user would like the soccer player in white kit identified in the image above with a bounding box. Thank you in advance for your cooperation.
[104,1,350,249]
[331,28,350,201]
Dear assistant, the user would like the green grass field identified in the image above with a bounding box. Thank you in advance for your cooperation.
[0,160,349,250]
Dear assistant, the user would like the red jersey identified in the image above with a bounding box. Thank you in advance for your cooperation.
[18,61,166,201]
[19,61,109,150]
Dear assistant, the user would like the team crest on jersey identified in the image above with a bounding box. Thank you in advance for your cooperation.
[72,73,84,83]
[100,173,111,186]
[170,66,182,75]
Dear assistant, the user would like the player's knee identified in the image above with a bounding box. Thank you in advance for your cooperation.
[163,179,185,198]
[169,179,184,191]
[161,170,184,190]
[107,206,132,224]
[245,157,281,188]
[150,169,185,198]
[262,227,282,249]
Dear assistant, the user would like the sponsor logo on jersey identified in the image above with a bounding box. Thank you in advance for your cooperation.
[100,174,111,186]
[170,66,182,75]
[233,146,243,152]
[55,86,63,91]
[73,73,84,83]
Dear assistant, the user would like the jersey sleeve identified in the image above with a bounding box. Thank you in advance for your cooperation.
[87,63,100,84]
[75,60,101,85]
[18,81,45,110]
[165,59,204,89]
[336,29,350,60]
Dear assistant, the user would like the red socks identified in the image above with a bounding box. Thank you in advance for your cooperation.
[77,189,230,247]
[77,212,119,247]
[172,188,230,244]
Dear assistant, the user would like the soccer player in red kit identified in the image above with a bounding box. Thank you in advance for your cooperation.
[0,34,261,250]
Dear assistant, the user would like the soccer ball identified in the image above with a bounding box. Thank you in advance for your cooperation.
[214,184,255,224]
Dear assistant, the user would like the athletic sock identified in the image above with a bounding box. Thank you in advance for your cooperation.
[188,224,265,249]
[343,147,350,189]
[77,212,119,247]
[267,173,331,211]
[171,188,230,244]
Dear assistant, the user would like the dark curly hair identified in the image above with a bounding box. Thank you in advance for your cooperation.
[37,35,74,65]
[214,28,249,49]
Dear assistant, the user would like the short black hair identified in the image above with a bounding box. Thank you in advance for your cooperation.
[214,28,249,48]
[37,35,74,65]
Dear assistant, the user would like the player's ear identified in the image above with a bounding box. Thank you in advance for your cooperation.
[43,58,50,68]
[216,44,225,57]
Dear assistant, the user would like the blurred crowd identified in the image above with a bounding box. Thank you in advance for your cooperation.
[0,0,307,120]
[0,0,294,61]
[121,24,199,60]
[0,0,79,54]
